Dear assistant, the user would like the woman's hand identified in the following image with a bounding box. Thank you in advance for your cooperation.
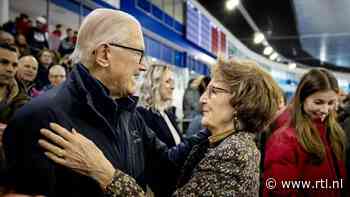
[0,123,7,147]
[38,123,115,189]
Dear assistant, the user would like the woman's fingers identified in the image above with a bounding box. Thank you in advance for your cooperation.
[40,128,70,148]
[38,139,65,158]
[49,123,75,142]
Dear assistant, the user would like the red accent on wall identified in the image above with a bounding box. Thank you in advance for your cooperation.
[211,27,219,55]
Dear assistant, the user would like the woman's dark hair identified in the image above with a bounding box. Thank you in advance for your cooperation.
[198,76,211,95]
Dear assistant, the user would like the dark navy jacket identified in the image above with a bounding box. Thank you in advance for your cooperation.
[137,107,182,148]
[137,107,183,197]
[3,64,209,197]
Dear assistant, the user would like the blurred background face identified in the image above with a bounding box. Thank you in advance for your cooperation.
[303,90,338,121]
[16,34,27,45]
[17,57,38,82]
[0,48,18,86]
[39,51,52,65]
[49,66,66,87]
[36,21,45,29]
[159,69,174,102]
[200,79,234,131]
[67,29,74,38]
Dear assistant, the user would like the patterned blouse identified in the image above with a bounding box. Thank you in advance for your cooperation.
[105,131,260,197]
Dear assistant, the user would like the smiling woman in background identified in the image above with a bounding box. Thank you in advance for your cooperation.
[38,58,282,196]
[263,68,346,197]
[137,64,183,197]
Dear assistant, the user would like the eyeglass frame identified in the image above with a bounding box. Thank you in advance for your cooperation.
[108,43,144,64]
[204,85,231,99]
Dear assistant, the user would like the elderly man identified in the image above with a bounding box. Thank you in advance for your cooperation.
[42,65,66,91]
[16,56,41,97]
[3,9,207,197]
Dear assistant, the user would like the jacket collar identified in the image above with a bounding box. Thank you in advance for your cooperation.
[69,63,138,113]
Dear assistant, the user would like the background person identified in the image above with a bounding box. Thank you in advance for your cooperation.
[16,55,40,97]
[137,63,182,197]
[43,65,66,91]
[263,68,346,197]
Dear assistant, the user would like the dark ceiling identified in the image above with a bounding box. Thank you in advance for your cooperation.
[198,0,350,73]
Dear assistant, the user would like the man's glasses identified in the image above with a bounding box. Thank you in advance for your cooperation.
[109,43,144,64]
[204,85,231,99]
[0,58,18,68]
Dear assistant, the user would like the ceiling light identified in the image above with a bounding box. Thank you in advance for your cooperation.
[288,63,297,70]
[269,52,278,60]
[151,57,157,62]
[263,46,273,55]
[254,32,265,44]
[226,0,239,10]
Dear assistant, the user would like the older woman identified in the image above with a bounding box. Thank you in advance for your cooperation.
[39,58,282,196]
[137,64,182,196]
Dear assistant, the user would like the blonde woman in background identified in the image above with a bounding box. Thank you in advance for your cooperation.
[137,63,182,197]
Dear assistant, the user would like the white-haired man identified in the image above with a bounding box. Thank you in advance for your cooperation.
[16,55,42,97]
[42,65,67,91]
[3,9,208,197]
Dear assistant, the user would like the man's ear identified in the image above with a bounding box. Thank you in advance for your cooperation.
[95,44,110,68]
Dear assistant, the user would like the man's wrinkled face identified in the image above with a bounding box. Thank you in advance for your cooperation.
[0,48,18,86]
[17,57,38,82]
[103,22,146,98]
[49,67,66,87]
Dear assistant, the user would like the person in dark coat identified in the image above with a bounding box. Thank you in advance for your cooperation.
[185,76,210,136]
[2,9,208,197]
[137,64,182,196]
[263,69,346,197]
[0,43,29,187]
[0,44,29,124]
[26,16,48,55]
[34,49,53,90]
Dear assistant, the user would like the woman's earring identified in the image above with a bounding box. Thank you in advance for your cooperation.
[233,111,241,131]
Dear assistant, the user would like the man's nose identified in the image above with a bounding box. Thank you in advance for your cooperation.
[5,65,16,73]
[138,63,146,71]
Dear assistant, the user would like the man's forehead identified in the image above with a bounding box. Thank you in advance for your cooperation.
[20,57,37,67]
[124,22,144,49]
[50,67,66,75]
[0,48,18,61]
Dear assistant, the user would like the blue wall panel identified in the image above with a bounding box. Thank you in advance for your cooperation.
[164,13,174,27]
[151,5,163,21]
[174,20,184,33]
[121,0,215,60]
[137,0,151,12]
